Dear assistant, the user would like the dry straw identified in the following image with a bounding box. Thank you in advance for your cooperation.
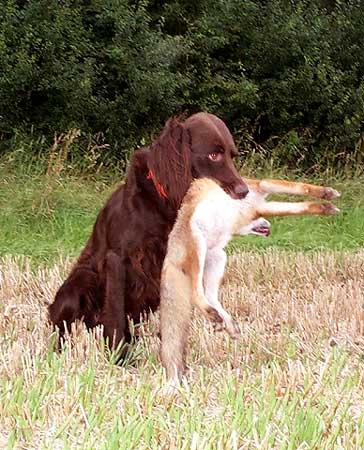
[1,251,364,448]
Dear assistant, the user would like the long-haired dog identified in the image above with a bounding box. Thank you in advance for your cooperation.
[160,177,340,387]
[49,112,250,352]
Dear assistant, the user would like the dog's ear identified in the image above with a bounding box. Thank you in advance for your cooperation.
[148,117,192,209]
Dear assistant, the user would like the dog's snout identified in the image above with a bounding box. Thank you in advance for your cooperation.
[234,183,249,199]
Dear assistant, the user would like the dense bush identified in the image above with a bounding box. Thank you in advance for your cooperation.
[0,0,363,168]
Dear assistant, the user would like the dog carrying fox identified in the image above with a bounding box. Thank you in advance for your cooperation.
[160,177,340,388]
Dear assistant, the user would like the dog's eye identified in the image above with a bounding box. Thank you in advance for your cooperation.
[208,152,222,161]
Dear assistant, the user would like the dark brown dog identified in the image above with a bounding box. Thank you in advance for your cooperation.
[49,112,249,351]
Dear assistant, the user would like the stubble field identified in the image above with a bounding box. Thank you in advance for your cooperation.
[1,251,364,449]
[1,166,363,449]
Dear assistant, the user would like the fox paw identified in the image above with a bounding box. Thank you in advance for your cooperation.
[322,187,341,200]
[322,202,340,215]
[225,319,241,339]
[205,306,224,324]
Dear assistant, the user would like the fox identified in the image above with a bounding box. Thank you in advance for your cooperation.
[159,177,340,389]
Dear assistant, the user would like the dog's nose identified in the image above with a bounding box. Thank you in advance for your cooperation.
[234,183,249,199]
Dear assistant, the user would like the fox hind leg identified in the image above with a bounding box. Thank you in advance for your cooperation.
[203,248,240,338]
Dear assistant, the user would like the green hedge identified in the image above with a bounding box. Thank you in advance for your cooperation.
[0,0,363,167]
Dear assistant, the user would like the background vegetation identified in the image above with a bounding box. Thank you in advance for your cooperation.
[1,0,363,169]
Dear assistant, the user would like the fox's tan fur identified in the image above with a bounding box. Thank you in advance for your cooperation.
[160,177,340,388]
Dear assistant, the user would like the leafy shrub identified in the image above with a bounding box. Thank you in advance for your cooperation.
[0,0,363,168]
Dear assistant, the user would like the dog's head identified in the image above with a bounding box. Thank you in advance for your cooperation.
[148,112,248,209]
[185,113,248,200]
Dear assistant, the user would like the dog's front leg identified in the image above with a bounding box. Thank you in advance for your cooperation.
[203,248,240,338]
[99,250,128,357]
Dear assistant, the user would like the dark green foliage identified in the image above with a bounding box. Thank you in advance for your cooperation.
[0,0,363,168]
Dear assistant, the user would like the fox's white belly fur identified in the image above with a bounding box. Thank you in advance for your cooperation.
[191,189,261,250]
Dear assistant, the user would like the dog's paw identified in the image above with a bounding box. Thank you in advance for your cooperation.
[321,202,340,215]
[322,187,341,200]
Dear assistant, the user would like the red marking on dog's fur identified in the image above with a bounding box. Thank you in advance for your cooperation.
[147,170,168,199]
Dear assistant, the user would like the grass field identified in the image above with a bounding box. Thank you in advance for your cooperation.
[1,163,364,449]
[0,167,363,264]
